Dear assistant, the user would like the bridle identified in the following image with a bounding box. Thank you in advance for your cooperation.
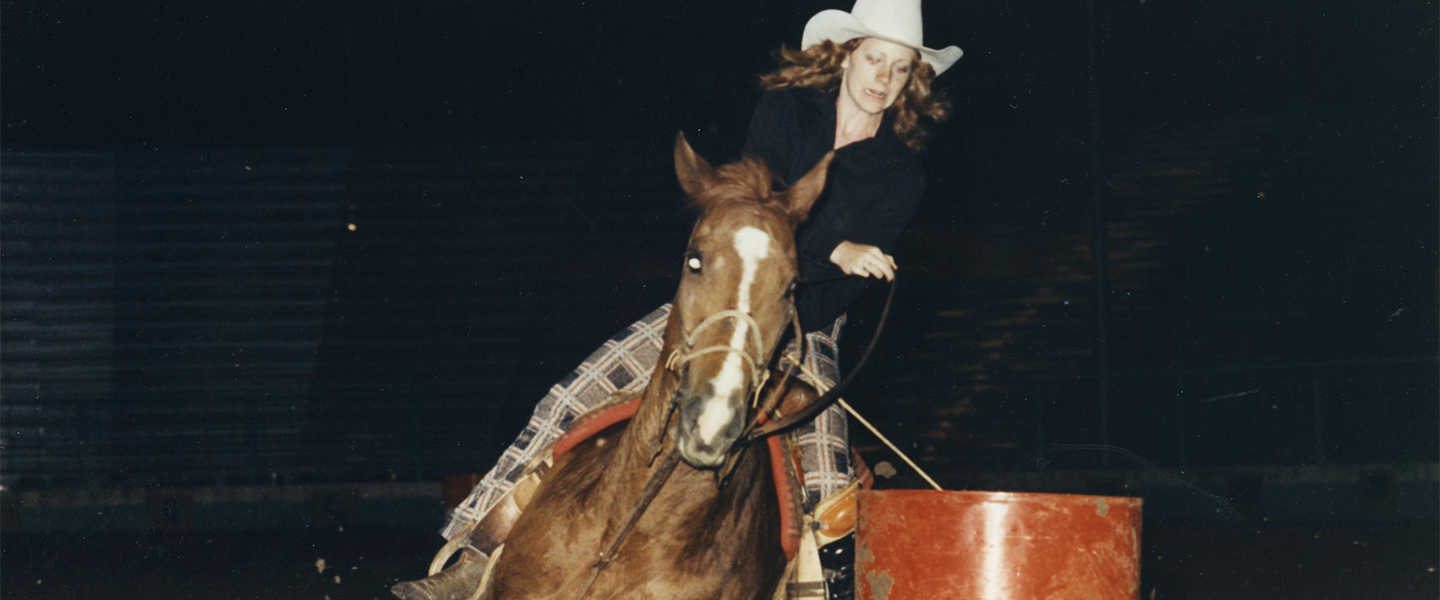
[571,274,895,600]
[573,307,785,600]
[662,308,776,406]
[742,273,896,441]
[659,272,899,447]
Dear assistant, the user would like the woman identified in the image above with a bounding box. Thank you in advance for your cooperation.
[396,1,960,597]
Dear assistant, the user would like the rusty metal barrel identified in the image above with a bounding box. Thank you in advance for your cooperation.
[855,490,1142,600]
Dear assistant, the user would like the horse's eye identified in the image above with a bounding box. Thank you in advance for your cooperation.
[685,252,703,273]
[786,279,798,296]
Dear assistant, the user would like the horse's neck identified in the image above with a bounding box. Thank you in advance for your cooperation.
[597,359,680,496]
[593,313,695,503]
[592,308,771,515]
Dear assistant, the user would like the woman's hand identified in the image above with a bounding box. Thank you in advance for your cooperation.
[829,241,897,281]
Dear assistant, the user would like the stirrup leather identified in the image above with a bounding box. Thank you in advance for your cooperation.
[778,514,828,599]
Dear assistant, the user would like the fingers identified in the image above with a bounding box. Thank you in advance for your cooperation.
[829,242,898,281]
[867,259,896,281]
[854,248,897,281]
[874,258,896,281]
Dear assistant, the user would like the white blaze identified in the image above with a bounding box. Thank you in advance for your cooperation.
[696,226,771,444]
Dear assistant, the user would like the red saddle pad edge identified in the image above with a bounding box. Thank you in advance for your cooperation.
[552,396,801,560]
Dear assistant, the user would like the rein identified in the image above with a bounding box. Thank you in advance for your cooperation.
[571,448,682,600]
[744,275,896,441]
[663,308,775,402]
[569,275,896,600]
[572,309,775,600]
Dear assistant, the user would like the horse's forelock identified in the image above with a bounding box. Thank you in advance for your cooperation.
[689,156,782,211]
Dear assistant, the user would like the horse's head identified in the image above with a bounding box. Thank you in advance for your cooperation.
[666,134,832,468]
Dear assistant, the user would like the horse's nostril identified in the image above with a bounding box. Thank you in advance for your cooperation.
[678,436,727,469]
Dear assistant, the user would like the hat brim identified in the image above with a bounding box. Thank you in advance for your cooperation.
[801,9,962,75]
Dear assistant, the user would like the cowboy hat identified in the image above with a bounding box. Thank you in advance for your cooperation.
[801,0,962,75]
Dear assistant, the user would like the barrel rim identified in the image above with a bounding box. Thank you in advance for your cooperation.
[857,488,1144,507]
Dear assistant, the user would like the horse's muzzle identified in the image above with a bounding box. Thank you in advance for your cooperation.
[677,434,729,469]
[675,387,746,469]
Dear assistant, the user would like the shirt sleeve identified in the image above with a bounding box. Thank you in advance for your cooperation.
[795,169,925,332]
[848,168,925,253]
[743,89,928,333]
[796,219,848,271]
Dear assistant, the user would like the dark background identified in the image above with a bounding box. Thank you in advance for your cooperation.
[2,0,1437,598]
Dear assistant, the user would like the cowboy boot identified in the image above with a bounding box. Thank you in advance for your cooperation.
[392,390,625,600]
[818,533,855,600]
[390,547,488,600]
[391,477,533,600]
[811,449,875,600]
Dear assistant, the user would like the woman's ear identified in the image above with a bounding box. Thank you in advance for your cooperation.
[673,132,716,202]
[781,152,834,222]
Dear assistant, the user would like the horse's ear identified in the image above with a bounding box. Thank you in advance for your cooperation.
[674,132,716,201]
[780,152,834,222]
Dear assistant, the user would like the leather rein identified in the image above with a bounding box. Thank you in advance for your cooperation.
[569,274,896,600]
[742,274,896,441]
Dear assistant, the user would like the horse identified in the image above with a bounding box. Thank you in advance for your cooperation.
[467,134,834,600]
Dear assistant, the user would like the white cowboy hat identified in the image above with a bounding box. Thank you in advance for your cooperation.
[801,0,963,75]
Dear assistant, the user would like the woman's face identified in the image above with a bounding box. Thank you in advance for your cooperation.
[839,37,919,116]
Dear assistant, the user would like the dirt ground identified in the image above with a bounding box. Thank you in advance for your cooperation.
[3,521,1435,599]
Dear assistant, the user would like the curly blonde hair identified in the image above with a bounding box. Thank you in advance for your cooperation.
[759,39,948,152]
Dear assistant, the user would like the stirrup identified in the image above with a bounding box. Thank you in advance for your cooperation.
[391,547,488,600]
[392,477,534,600]
[781,477,866,600]
[812,478,862,547]
[398,389,637,600]
[432,460,547,572]
[395,460,547,600]
[790,475,869,600]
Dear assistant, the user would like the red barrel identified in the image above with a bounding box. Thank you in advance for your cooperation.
[855,490,1142,600]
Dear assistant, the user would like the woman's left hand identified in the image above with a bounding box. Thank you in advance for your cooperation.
[829,241,897,281]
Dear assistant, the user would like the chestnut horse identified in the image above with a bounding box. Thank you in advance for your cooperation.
[473,135,833,600]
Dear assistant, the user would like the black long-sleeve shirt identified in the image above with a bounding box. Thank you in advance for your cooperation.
[744,88,926,332]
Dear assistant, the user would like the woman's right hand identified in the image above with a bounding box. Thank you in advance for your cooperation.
[829,241,897,281]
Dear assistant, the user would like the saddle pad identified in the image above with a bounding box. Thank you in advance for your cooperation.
[552,393,643,460]
[551,395,803,560]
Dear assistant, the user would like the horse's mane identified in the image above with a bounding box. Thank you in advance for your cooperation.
[688,156,787,212]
